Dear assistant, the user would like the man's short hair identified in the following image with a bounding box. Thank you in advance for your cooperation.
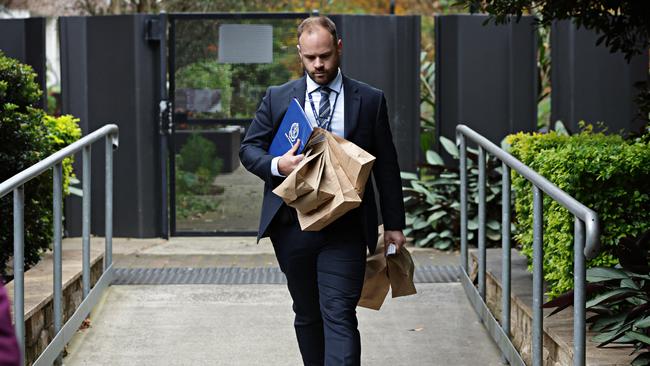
[297,16,338,46]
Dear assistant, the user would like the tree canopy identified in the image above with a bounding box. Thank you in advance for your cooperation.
[459,0,650,61]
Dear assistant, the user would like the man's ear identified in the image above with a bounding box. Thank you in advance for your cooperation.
[337,39,343,56]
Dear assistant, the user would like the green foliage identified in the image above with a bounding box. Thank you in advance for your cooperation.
[543,231,650,364]
[0,52,80,277]
[402,136,503,250]
[419,51,436,153]
[458,0,650,61]
[507,127,650,298]
[43,115,82,194]
[175,134,223,219]
[178,134,223,179]
[175,60,233,118]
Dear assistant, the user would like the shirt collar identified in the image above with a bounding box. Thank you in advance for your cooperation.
[306,68,342,94]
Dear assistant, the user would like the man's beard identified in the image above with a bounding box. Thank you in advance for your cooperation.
[305,62,339,85]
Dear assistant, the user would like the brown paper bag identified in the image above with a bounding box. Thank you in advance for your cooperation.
[327,132,375,196]
[272,149,322,203]
[297,144,362,230]
[296,129,375,231]
[358,245,390,310]
[273,142,336,213]
[358,234,417,310]
[387,247,417,298]
[290,142,337,213]
[308,128,375,197]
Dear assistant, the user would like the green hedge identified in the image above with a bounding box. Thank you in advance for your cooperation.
[0,52,80,277]
[507,127,650,298]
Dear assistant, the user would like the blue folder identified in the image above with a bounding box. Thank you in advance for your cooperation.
[269,98,314,156]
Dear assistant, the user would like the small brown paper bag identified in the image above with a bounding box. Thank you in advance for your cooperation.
[273,142,336,213]
[272,128,376,231]
[358,234,417,310]
[291,142,337,213]
[326,131,375,196]
[297,143,361,230]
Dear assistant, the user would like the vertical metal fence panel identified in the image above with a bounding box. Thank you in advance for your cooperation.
[532,186,544,366]
[331,15,420,172]
[60,15,161,238]
[436,15,536,162]
[12,187,25,365]
[0,18,47,109]
[551,20,649,134]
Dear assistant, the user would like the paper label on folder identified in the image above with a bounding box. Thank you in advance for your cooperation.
[268,98,314,156]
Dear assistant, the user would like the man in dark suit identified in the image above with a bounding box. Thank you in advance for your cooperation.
[239,16,405,365]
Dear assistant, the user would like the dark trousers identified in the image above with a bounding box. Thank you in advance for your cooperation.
[269,205,366,366]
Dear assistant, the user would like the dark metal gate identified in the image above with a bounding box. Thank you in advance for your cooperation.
[164,13,309,236]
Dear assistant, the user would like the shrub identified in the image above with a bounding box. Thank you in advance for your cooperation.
[507,127,650,298]
[402,136,503,250]
[0,52,80,277]
[175,133,223,219]
[175,60,232,118]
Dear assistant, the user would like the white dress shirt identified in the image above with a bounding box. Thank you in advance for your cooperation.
[271,69,345,177]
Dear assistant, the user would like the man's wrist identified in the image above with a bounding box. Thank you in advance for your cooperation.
[271,156,285,177]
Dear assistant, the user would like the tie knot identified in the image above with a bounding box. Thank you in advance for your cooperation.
[319,86,331,96]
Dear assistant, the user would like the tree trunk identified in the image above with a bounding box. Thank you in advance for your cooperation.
[110,0,121,14]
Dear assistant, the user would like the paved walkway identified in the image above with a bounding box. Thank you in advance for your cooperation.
[62,237,503,365]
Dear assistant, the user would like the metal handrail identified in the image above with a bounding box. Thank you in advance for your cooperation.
[1,124,118,366]
[456,124,600,366]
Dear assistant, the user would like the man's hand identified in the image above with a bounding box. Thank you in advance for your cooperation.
[384,230,406,256]
[278,139,305,176]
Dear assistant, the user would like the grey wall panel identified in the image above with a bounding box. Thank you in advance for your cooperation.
[61,15,161,238]
[551,20,648,134]
[331,15,420,172]
[435,14,537,159]
[60,17,88,237]
[0,18,47,109]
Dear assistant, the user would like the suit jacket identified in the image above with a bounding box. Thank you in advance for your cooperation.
[0,280,20,366]
[239,75,405,254]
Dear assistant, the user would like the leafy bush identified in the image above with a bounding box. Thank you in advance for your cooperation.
[175,60,232,118]
[0,52,80,277]
[175,133,223,219]
[543,231,650,365]
[402,136,503,250]
[507,127,650,298]
[178,134,222,179]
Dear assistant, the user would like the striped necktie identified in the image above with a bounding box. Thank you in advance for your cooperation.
[318,86,331,130]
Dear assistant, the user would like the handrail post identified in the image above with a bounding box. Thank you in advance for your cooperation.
[532,185,544,366]
[501,162,511,339]
[478,146,486,300]
[105,135,113,270]
[53,163,63,365]
[459,134,468,272]
[13,186,25,365]
[574,218,586,366]
[82,145,91,298]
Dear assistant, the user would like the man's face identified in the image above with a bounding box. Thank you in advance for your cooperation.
[297,26,342,85]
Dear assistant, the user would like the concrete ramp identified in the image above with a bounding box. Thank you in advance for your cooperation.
[64,283,502,365]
